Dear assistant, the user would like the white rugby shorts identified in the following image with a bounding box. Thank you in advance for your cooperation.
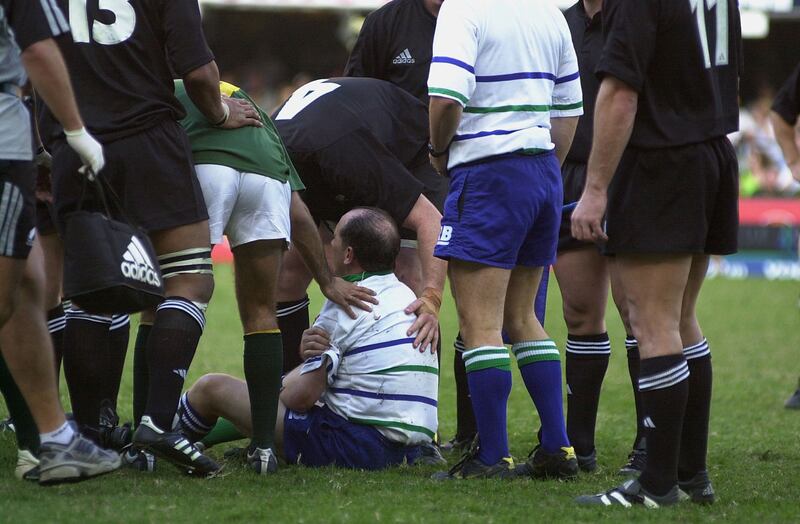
[195,164,291,248]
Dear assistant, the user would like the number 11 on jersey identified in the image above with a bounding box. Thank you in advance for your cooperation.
[690,0,729,69]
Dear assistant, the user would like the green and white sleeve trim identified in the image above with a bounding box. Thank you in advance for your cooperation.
[428,87,469,106]
[512,339,560,367]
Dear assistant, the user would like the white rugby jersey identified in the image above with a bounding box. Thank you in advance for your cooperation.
[301,272,438,445]
[428,0,583,168]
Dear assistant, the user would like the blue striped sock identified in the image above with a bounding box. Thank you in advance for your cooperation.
[513,340,570,453]
[463,346,512,465]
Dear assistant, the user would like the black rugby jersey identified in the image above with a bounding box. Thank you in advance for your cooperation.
[344,0,436,105]
[564,1,603,164]
[273,77,427,160]
[50,0,213,142]
[772,62,800,126]
[272,77,430,224]
[598,0,742,149]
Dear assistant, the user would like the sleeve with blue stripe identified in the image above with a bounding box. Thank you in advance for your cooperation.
[550,11,584,119]
[427,0,481,107]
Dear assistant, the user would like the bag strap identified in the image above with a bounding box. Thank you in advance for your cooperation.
[76,168,140,229]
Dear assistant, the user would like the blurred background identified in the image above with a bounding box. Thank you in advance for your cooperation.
[199,0,800,281]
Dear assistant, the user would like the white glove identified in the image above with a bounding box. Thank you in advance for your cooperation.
[65,127,105,178]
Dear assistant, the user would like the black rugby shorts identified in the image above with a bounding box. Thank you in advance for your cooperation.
[604,137,738,256]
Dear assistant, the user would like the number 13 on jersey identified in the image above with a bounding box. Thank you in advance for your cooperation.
[69,0,136,45]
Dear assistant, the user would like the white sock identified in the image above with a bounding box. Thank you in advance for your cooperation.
[40,421,75,446]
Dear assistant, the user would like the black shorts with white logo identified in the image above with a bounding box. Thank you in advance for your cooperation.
[605,137,739,256]
[558,160,596,253]
[52,119,208,234]
[0,160,35,259]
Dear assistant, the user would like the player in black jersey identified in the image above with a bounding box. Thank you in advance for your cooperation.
[273,77,446,373]
[769,62,800,410]
[573,0,741,507]
[344,0,441,104]
[558,0,646,477]
[41,0,260,476]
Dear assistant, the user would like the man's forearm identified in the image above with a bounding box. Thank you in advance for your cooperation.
[585,77,638,192]
[551,116,579,166]
[289,193,333,287]
[403,196,446,295]
[21,39,83,132]
[183,60,227,124]
[770,111,799,166]
[429,97,463,152]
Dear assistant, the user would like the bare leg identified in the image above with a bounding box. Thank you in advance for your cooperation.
[233,239,285,451]
[554,247,611,459]
[615,254,693,496]
[0,241,66,433]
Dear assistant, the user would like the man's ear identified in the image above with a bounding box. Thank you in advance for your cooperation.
[344,246,355,265]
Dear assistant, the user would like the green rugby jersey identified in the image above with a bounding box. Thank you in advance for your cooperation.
[174,80,304,191]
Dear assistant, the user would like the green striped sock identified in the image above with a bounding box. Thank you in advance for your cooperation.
[512,339,560,367]
[462,346,511,373]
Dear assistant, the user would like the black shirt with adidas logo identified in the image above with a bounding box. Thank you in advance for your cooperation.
[344,0,435,105]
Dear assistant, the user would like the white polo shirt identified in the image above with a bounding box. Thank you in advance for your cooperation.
[428,0,584,168]
[301,272,438,445]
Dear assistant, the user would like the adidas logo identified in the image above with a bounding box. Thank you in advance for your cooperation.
[173,368,187,380]
[392,48,415,64]
[120,236,161,287]
[643,416,656,429]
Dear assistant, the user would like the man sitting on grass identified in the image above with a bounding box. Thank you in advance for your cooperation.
[177,208,439,469]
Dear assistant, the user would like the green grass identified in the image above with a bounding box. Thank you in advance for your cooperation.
[1,265,799,523]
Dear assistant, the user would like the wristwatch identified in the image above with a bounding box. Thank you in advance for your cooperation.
[428,142,449,158]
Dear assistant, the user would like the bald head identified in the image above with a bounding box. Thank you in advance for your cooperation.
[338,207,401,272]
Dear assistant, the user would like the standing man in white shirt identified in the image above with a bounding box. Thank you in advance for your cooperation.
[176,208,438,469]
[427,0,582,479]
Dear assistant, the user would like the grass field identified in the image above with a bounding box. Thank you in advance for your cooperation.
[1,265,798,523]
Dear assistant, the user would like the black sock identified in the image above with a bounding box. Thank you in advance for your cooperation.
[62,308,113,434]
[106,315,131,408]
[46,304,66,382]
[565,333,611,456]
[243,331,283,449]
[133,323,152,427]
[0,352,40,453]
[144,298,205,429]
[679,339,712,480]
[453,334,477,441]
[626,335,646,450]
[637,354,689,496]
[276,296,309,373]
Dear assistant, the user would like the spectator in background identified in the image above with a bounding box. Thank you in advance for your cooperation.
[769,60,800,410]
[741,148,799,198]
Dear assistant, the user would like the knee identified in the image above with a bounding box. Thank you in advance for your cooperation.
[395,266,423,296]
[277,263,312,302]
[562,299,604,334]
[164,273,215,304]
[240,308,279,334]
[189,373,229,413]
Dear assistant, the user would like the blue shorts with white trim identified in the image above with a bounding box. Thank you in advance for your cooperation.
[434,152,562,269]
[283,405,420,469]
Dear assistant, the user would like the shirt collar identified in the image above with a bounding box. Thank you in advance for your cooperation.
[341,270,393,283]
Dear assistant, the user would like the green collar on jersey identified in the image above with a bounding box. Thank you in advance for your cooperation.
[341,270,393,282]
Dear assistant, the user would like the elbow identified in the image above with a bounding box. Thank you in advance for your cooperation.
[182,61,219,92]
[429,96,463,114]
